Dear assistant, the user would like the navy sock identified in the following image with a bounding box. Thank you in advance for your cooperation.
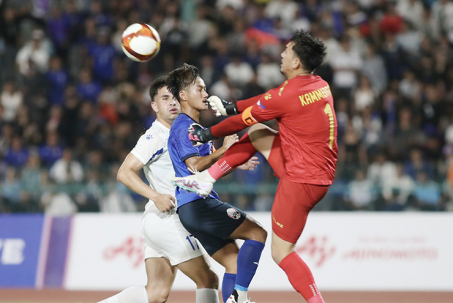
[234,240,265,291]
[222,273,236,302]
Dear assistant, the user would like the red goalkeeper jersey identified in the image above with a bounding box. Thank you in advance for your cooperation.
[212,74,338,185]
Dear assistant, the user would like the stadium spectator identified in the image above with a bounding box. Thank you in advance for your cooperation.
[1,80,23,122]
[49,148,84,184]
[413,172,443,211]
[381,164,414,211]
[76,68,102,103]
[16,29,51,76]
[0,0,452,213]
[343,169,376,211]
[330,35,363,99]
[256,53,285,90]
[40,185,78,216]
[404,149,435,180]
[21,152,43,194]
[99,166,136,213]
[46,56,69,105]
[224,55,254,88]
[39,132,64,167]
[367,152,397,187]
[1,167,21,204]
[3,137,29,168]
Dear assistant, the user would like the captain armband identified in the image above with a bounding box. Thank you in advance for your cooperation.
[241,106,258,126]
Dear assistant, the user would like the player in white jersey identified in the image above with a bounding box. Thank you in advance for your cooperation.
[98,76,220,303]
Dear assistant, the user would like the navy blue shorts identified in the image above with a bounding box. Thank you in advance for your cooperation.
[178,197,247,256]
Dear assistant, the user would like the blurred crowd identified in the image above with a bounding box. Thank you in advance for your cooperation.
[1,0,453,215]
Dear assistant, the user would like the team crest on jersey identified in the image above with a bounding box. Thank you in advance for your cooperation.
[227,208,241,219]
[146,134,153,140]
[264,92,272,100]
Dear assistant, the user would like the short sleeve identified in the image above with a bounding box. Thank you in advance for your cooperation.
[172,126,200,162]
[131,133,165,165]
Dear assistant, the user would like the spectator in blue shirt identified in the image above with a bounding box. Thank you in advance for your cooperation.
[404,149,434,180]
[413,172,442,211]
[3,137,29,168]
[88,29,117,84]
[46,56,69,105]
[38,132,64,167]
[76,68,102,103]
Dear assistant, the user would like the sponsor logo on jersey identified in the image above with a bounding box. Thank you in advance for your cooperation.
[273,216,284,228]
[227,208,241,219]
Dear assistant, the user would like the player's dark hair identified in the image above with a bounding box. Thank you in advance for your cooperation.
[149,75,168,102]
[166,63,199,102]
[290,30,327,73]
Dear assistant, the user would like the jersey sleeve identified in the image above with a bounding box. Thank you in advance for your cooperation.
[131,133,165,165]
[172,126,200,162]
[236,94,264,112]
[249,86,286,121]
[210,86,286,138]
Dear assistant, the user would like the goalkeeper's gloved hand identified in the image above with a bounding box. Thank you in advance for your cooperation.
[188,123,217,146]
[208,96,238,117]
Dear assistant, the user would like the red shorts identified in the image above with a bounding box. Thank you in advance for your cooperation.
[271,176,329,244]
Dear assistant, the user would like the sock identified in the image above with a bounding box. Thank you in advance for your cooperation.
[196,288,220,303]
[206,133,257,181]
[97,286,148,303]
[222,273,236,303]
[235,240,265,292]
[279,252,325,303]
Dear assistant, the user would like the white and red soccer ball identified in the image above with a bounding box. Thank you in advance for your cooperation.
[122,23,161,62]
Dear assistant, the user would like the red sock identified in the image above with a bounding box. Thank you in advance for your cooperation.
[279,252,325,303]
[208,133,256,180]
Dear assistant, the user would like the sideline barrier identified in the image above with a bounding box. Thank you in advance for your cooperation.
[1,213,452,291]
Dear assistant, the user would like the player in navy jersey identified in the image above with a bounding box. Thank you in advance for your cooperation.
[167,64,266,303]
[173,31,335,303]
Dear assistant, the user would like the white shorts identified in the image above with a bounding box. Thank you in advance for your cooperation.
[141,204,206,266]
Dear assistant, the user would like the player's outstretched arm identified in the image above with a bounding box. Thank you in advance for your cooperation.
[208,94,263,117]
[117,153,175,212]
[189,110,260,145]
[184,134,238,172]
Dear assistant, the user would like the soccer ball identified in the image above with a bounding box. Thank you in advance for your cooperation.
[122,23,161,62]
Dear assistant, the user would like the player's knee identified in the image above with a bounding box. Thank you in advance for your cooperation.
[195,269,219,289]
[145,284,171,303]
[247,225,267,244]
[255,226,268,243]
[271,242,290,265]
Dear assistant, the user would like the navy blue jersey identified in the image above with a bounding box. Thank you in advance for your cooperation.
[168,114,219,208]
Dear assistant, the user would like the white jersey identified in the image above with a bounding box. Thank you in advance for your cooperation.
[130,120,205,264]
[131,120,175,216]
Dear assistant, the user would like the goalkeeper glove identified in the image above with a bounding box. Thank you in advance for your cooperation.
[208,96,238,117]
[188,123,217,146]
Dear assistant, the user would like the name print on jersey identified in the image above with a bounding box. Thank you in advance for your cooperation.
[299,85,332,107]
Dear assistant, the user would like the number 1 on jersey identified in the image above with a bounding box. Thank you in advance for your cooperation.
[324,103,335,149]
